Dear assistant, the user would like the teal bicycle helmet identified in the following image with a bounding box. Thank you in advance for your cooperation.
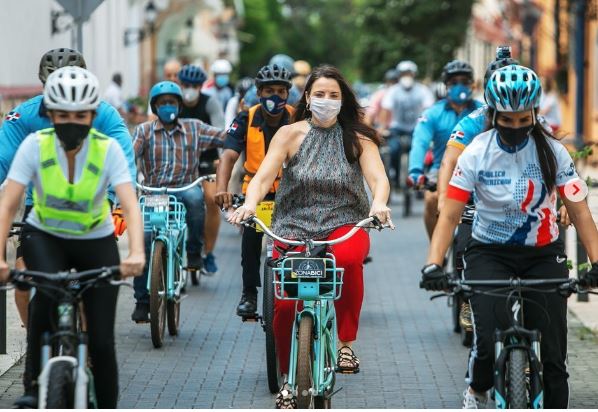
[484,65,542,112]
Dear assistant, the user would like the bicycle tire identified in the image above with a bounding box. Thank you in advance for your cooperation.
[167,264,180,336]
[150,240,167,348]
[296,316,314,409]
[45,360,75,408]
[452,294,461,334]
[403,190,412,217]
[508,348,528,408]
[190,269,200,286]
[263,264,280,394]
[461,328,473,347]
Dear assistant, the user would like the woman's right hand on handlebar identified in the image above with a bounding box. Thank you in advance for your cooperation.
[419,263,449,291]
[0,259,9,283]
[120,252,145,278]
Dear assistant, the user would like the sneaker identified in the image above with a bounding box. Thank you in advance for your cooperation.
[463,388,487,409]
[236,289,258,317]
[187,253,203,271]
[13,394,38,409]
[131,302,150,323]
[203,252,218,275]
[459,303,473,331]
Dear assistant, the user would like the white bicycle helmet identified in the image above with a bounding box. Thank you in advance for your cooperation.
[210,59,233,74]
[396,60,418,75]
[44,66,100,111]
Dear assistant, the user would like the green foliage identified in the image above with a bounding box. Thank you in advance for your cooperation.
[570,145,594,160]
[238,0,285,77]
[355,0,475,82]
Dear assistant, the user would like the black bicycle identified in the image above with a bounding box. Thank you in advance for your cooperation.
[226,194,281,393]
[4,266,126,408]
[433,277,590,409]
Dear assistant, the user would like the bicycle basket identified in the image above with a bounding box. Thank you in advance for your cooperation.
[139,195,187,232]
[272,252,344,301]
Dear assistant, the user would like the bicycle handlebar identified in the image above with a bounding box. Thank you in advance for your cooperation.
[247,216,383,247]
[137,174,215,193]
[9,265,121,285]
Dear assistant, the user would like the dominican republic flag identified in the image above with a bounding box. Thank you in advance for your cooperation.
[4,112,20,122]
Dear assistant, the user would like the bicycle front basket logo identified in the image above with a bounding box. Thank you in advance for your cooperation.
[291,259,326,279]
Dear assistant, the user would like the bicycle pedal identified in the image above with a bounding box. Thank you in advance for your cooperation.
[241,314,261,323]
[133,319,150,324]
[335,367,360,374]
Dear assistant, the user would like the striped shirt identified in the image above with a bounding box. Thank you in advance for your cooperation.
[133,118,226,187]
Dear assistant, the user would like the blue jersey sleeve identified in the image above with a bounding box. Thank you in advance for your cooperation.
[0,97,45,184]
[408,106,436,174]
[447,105,488,150]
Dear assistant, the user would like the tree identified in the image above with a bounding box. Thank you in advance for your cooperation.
[355,0,475,82]
[238,0,285,76]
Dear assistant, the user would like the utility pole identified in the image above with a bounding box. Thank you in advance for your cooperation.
[55,0,105,51]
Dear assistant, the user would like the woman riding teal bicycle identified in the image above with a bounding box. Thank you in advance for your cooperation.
[421,64,598,408]
[0,67,145,408]
[230,65,393,408]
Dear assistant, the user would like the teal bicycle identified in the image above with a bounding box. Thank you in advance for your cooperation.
[248,216,384,408]
[137,175,214,348]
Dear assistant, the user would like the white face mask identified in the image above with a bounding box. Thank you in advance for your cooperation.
[182,87,200,103]
[309,97,342,123]
[399,75,415,89]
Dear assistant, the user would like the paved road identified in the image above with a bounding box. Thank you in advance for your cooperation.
[1,200,598,408]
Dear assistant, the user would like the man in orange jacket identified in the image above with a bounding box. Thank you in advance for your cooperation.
[215,64,294,317]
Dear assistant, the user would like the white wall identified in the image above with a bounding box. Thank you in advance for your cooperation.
[0,0,143,98]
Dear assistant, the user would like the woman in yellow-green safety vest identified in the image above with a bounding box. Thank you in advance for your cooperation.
[0,66,145,409]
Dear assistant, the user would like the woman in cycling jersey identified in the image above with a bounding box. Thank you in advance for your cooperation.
[0,66,145,408]
[231,65,393,408]
[421,65,598,409]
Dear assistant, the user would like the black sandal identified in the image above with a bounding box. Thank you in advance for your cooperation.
[275,383,297,409]
[337,345,360,374]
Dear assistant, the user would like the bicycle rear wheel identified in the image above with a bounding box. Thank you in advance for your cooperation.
[150,240,167,348]
[295,316,314,409]
[263,263,281,394]
[508,348,528,408]
[167,263,181,336]
[45,360,75,408]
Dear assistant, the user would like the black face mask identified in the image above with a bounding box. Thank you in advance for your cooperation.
[54,123,91,151]
[495,124,533,147]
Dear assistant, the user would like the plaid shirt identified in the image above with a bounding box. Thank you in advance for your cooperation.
[133,118,226,187]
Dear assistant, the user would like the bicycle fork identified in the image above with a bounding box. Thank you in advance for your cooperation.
[493,328,543,409]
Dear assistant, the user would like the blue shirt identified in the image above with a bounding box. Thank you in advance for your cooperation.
[0,95,137,204]
[446,105,489,151]
[409,99,483,173]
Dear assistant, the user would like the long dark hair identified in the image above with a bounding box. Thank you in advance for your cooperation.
[292,65,380,163]
[489,108,558,192]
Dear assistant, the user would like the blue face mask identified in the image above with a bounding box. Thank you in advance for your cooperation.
[215,74,229,88]
[260,95,287,115]
[447,83,472,105]
[157,104,179,124]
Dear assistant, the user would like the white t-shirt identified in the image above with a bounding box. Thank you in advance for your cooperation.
[381,82,434,131]
[8,132,131,239]
[448,129,579,246]
[104,81,125,111]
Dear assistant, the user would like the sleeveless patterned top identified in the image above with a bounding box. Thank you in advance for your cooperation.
[271,121,370,239]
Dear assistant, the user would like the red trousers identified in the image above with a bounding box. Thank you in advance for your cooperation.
[272,225,370,374]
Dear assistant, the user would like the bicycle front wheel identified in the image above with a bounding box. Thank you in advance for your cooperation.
[295,316,314,409]
[150,240,167,348]
[508,348,528,408]
[45,360,75,408]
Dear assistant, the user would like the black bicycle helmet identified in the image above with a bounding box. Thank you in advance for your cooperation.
[483,57,519,89]
[236,76,254,97]
[255,64,292,89]
[38,48,87,84]
[441,60,474,84]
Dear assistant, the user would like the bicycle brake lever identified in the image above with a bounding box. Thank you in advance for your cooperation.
[430,292,448,300]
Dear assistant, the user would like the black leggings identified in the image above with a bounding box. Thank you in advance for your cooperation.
[21,225,120,409]
[464,240,569,408]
